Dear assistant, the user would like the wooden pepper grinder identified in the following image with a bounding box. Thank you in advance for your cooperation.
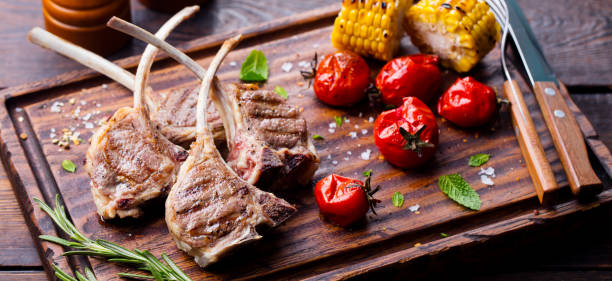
[42,0,131,55]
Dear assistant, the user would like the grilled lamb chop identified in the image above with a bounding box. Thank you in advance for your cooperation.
[79,7,199,219]
[107,19,320,192]
[27,23,225,147]
[163,35,296,267]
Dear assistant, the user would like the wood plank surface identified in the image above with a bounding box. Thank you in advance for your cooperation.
[2,9,609,279]
[0,0,610,280]
[0,166,41,267]
[0,0,610,88]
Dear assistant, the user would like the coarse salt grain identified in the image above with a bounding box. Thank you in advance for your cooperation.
[328,128,335,133]
[478,167,496,177]
[347,151,352,155]
[481,175,494,186]
[359,112,363,118]
[85,122,94,129]
[354,124,359,129]
[344,118,350,123]
[368,117,374,123]
[18,116,24,122]
[80,100,87,106]
[344,157,349,161]
[102,84,108,89]
[329,122,337,128]
[409,204,420,212]
[50,101,63,113]
[327,155,332,160]
[332,160,338,165]
[360,149,372,160]
[349,132,357,138]
[229,61,237,66]
[361,129,368,135]
[281,62,293,72]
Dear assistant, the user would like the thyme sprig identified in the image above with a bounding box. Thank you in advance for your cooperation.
[34,195,192,281]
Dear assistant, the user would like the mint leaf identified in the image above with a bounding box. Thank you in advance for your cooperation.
[438,173,481,210]
[274,86,288,99]
[62,159,76,173]
[312,134,324,140]
[469,153,490,167]
[334,116,342,127]
[362,169,372,177]
[392,192,404,208]
[240,50,269,82]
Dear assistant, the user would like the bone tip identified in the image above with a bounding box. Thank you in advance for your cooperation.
[106,16,123,28]
[27,27,43,43]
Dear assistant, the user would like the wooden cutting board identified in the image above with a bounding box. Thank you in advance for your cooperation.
[1,4,611,280]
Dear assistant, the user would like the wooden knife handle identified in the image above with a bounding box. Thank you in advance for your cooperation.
[533,81,603,197]
[503,80,559,204]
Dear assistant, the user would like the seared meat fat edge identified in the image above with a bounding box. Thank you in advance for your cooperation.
[84,7,198,219]
[145,34,297,267]
[106,19,320,192]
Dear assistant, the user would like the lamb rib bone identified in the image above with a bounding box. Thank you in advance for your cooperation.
[164,34,296,267]
[107,18,320,192]
[27,24,225,146]
[81,7,198,219]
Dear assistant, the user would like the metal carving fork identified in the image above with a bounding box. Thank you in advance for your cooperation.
[486,0,602,204]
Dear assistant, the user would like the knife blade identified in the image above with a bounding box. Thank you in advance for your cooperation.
[505,0,602,197]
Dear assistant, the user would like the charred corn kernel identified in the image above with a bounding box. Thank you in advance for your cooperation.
[404,0,500,72]
[332,0,410,61]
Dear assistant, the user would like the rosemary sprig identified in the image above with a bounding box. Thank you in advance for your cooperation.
[34,195,192,281]
[52,264,98,281]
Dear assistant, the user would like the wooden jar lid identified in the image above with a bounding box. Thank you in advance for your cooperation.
[42,0,131,55]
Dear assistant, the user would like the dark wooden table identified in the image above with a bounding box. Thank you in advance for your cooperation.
[0,0,610,280]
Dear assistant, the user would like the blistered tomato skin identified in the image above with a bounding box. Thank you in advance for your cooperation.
[314,51,370,106]
[374,97,439,169]
[314,174,369,227]
[437,77,498,127]
[376,54,441,107]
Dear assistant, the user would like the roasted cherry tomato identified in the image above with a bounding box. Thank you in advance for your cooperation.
[313,51,370,106]
[374,97,439,169]
[437,77,497,127]
[314,172,379,227]
[376,54,441,107]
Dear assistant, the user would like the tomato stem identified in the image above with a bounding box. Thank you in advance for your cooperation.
[300,52,318,88]
[399,126,435,158]
[350,171,381,215]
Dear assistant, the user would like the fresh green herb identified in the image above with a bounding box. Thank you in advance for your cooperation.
[363,169,372,177]
[392,192,404,208]
[334,116,343,127]
[240,50,269,82]
[52,264,97,281]
[62,159,76,173]
[469,153,490,167]
[312,134,324,140]
[438,173,481,210]
[440,233,449,238]
[34,195,192,281]
[274,86,288,99]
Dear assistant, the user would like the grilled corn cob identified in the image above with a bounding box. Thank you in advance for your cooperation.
[404,0,500,72]
[331,0,410,61]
